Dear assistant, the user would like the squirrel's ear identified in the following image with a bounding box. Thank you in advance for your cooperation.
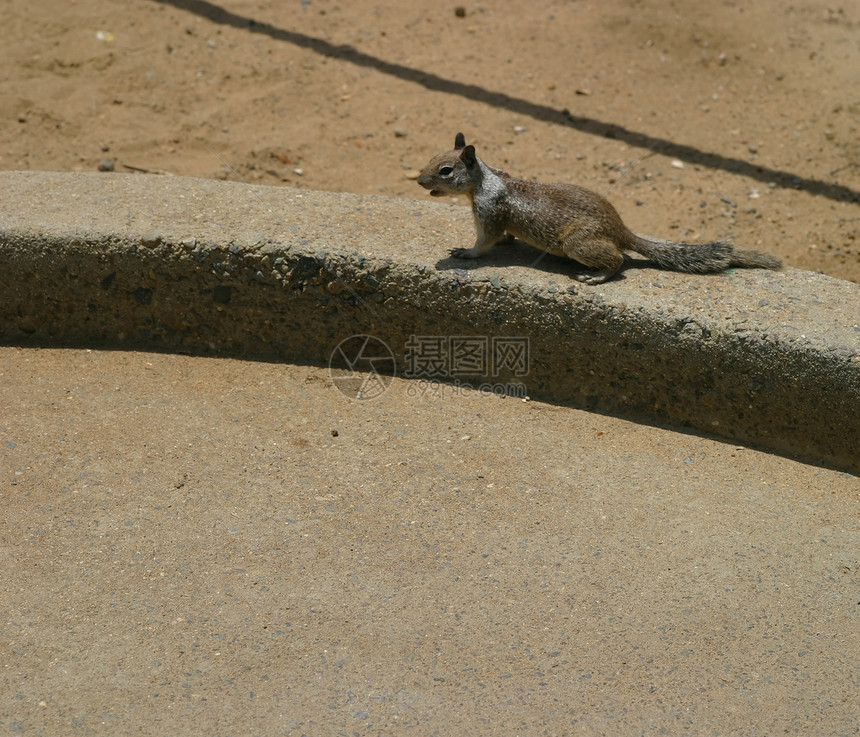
[454,132,466,150]
[460,145,477,167]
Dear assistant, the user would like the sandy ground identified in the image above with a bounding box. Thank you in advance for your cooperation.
[2,0,859,281]
[1,347,858,735]
[2,2,859,734]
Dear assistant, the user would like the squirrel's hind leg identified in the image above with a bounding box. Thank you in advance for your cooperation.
[564,238,625,284]
[573,268,617,285]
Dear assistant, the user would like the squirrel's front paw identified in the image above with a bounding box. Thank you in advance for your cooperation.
[450,248,478,259]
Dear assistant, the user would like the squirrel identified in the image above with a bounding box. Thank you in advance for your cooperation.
[417,133,781,284]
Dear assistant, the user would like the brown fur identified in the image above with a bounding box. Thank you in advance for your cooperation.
[417,134,781,284]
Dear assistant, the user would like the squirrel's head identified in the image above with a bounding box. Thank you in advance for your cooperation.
[416,132,479,197]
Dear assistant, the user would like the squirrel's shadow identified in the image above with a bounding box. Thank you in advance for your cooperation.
[433,237,643,283]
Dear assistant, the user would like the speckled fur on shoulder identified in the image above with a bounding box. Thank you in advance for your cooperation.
[417,133,782,284]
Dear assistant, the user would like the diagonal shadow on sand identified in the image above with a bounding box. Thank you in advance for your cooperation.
[154,0,859,205]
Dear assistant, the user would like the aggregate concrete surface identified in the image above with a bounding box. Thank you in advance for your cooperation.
[1,347,858,736]
[1,172,858,470]
[1,172,859,735]
[2,1,859,732]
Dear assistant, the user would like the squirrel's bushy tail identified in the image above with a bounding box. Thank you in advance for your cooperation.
[729,248,782,270]
[629,235,781,274]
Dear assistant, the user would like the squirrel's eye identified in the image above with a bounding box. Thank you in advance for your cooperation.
[439,166,454,176]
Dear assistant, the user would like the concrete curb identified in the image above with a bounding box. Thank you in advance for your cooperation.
[1,171,858,471]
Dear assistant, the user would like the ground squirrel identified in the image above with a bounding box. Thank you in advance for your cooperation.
[417,133,781,284]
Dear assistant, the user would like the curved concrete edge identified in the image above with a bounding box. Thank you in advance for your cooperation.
[1,171,858,471]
